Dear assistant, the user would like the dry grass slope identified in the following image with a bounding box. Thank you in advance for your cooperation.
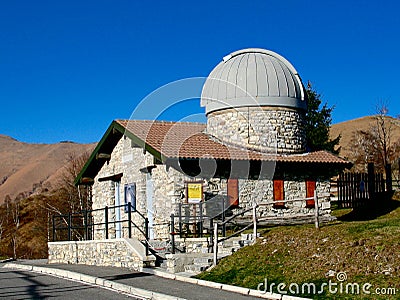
[330,116,400,160]
[197,195,400,299]
[0,135,94,203]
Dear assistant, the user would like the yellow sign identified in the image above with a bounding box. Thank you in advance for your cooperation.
[187,182,203,203]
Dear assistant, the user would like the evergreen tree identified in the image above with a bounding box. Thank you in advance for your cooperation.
[304,82,340,154]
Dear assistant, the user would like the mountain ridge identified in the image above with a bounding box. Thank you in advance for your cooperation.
[330,115,400,160]
[1,115,399,204]
[0,135,95,203]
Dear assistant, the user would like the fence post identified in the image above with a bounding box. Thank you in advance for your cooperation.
[213,222,218,266]
[89,214,93,240]
[385,164,392,193]
[170,214,175,254]
[209,218,214,253]
[199,202,203,238]
[178,203,182,238]
[253,203,257,240]
[314,191,319,229]
[68,213,72,241]
[144,217,149,256]
[368,163,375,201]
[222,197,226,237]
[84,210,88,240]
[337,174,342,208]
[105,206,109,239]
[52,215,56,242]
[128,203,132,238]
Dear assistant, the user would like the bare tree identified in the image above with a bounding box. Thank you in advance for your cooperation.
[349,103,399,174]
[45,151,91,241]
[374,104,393,168]
[58,152,91,213]
[8,197,20,259]
[0,214,4,242]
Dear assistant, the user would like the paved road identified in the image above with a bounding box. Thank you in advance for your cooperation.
[8,260,264,300]
[0,267,138,299]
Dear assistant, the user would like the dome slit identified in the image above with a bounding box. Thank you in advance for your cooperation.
[234,54,247,99]
[278,60,291,96]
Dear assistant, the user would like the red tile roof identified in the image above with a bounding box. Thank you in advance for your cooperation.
[116,119,351,165]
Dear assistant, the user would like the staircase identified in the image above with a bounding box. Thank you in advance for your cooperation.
[148,233,255,274]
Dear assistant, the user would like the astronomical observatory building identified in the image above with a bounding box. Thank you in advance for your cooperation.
[49,48,351,270]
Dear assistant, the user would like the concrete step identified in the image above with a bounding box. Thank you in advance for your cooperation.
[193,257,213,265]
[184,264,210,273]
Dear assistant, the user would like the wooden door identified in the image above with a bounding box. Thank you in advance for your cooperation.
[227,179,239,207]
[273,179,285,208]
[306,180,316,208]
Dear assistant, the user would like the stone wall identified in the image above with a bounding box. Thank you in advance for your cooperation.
[207,106,306,154]
[48,238,155,271]
[90,133,332,242]
[237,176,332,222]
[92,138,148,240]
[91,137,224,240]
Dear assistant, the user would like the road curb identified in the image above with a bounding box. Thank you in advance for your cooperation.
[2,262,311,300]
[2,262,186,300]
[141,268,303,300]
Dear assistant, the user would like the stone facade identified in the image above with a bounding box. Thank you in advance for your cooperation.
[90,135,332,241]
[207,107,306,154]
[91,137,225,240]
[92,137,189,240]
[237,176,332,222]
[48,238,155,271]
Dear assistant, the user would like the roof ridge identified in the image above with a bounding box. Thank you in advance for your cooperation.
[115,119,206,126]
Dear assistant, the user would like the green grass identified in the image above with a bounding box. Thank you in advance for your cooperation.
[196,195,400,299]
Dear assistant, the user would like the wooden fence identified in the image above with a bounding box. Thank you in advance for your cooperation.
[337,162,389,208]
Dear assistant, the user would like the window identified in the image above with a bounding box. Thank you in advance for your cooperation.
[124,183,136,212]
[305,180,316,208]
[227,178,239,208]
[273,179,285,208]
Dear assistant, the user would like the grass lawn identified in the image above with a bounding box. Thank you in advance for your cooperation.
[196,195,400,299]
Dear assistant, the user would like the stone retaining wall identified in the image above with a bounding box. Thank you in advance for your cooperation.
[48,238,155,271]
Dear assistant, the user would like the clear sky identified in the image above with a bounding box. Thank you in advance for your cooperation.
[1,0,399,144]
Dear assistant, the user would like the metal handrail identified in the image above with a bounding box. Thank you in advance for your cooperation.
[52,203,150,255]
[212,191,321,266]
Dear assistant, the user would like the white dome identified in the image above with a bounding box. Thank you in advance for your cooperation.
[201,48,307,115]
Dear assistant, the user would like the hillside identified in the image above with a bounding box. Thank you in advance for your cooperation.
[197,195,400,299]
[1,115,399,204]
[330,116,400,160]
[0,134,94,203]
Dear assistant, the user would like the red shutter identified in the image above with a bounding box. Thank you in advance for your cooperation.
[227,179,239,207]
[273,179,285,208]
[306,180,316,208]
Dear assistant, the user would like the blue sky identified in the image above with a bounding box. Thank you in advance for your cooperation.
[1,0,399,144]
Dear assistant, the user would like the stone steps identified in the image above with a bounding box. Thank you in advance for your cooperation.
[156,234,256,274]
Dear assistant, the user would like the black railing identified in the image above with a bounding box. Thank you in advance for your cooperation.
[52,203,149,255]
[169,193,323,256]
[169,196,232,253]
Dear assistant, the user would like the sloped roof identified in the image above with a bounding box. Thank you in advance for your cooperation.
[118,119,349,163]
[75,119,352,185]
